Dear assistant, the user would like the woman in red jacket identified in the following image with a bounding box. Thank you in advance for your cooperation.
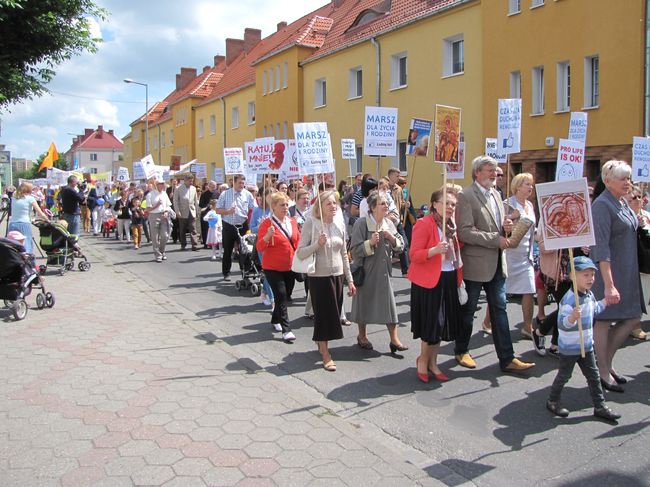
[408,187,463,383]
[256,192,301,342]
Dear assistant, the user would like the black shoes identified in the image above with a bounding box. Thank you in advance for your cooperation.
[601,379,624,393]
[532,329,546,356]
[610,371,627,384]
[594,406,621,422]
[546,400,569,417]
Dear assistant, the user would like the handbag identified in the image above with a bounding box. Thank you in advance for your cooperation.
[351,261,365,287]
[288,218,316,275]
[637,227,650,274]
[458,280,468,305]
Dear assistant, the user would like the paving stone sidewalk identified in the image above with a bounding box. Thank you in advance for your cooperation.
[0,241,449,487]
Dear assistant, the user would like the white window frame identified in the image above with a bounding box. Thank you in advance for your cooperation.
[275,65,281,92]
[584,55,599,109]
[556,61,570,112]
[209,115,216,135]
[508,0,521,15]
[443,34,464,77]
[283,62,288,88]
[161,131,166,148]
[283,121,288,139]
[169,129,174,145]
[390,52,408,89]
[198,119,204,138]
[90,153,98,162]
[510,70,521,99]
[391,141,407,172]
[348,66,363,99]
[276,123,281,137]
[531,0,544,8]
[248,102,256,125]
[263,125,268,137]
[314,78,327,107]
[268,69,274,92]
[262,71,267,95]
[531,66,545,115]
[231,107,239,129]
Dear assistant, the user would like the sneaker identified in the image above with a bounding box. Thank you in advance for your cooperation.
[546,400,569,417]
[155,257,162,263]
[282,331,296,342]
[211,255,217,261]
[162,254,167,261]
[547,347,560,359]
[273,323,283,332]
[532,330,547,356]
[223,274,231,282]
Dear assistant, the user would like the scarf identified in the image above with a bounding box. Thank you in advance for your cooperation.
[431,210,461,266]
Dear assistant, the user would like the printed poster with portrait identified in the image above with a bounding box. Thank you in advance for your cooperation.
[406,118,432,157]
[447,142,465,180]
[535,178,595,251]
[434,105,461,164]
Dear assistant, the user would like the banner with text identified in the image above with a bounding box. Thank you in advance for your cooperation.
[341,138,356,160]
[213,167,225,183]
[497,98,522,155]
[294,122,334,175]
[407,118,432,158]
[568,112,588,144]
[364,106,398,157]
[278,140,299,182]
[223,147,244,175]
[245,137,283,174]
[632,136,650,182]
[555,138,585,181]
[485,138,508,163]
[117,167,130,183]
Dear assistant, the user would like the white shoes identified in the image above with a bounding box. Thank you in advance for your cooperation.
[282,331,296,342]
[273,323,283,332]
[211,255,217,261]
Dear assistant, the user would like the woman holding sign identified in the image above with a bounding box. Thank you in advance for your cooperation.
[590,160,646,391]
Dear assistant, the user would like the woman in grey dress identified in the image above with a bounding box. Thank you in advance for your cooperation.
[350,190,406,352]
[591,160,646,392]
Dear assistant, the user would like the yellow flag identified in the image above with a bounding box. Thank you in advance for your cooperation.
[37,142,59,172]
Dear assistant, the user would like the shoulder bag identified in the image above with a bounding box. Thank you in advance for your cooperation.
[288,218,316,275]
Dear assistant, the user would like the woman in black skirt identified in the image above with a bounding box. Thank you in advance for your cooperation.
[295,190,356,371]
[407,188,463,383]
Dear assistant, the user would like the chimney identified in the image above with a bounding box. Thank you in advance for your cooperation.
[84,128,93,138]
[243,28,262,52]
[108,129,114,135]
[225,38,245,65]
[277,21,287,32]
[179,67,197,90]
[213,55,225,67]
[176,73,181,90]
[97,125,104,138]
[203,65,211,73]
[332,0,345,7]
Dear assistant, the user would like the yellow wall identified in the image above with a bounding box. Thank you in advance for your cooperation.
[482,0,645,149]
[195,101,222,174]
[122,135,132,172]
[302,1,482,205]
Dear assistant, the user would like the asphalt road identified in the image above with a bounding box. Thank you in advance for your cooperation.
[90,235,650,487]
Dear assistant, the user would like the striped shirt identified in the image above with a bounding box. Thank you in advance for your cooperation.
[558,289,606,355]
[216,187,256,226]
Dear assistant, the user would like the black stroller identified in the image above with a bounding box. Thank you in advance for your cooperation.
[233,232,263,296]
[0,237,55,321]
[34,221,91,275]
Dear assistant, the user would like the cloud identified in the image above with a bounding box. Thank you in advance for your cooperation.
[0,0,325,160]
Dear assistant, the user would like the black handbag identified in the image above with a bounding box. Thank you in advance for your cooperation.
[638,227,650,274]
[351,256,365,287]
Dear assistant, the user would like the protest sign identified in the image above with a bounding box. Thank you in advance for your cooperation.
[407,118,432,157]
[213,167,225,183]
[245,137,282,174]
[116,167,130,182]
[434,106,461,163]
[94,171,111,182]
[132,160,145,180]
[278,140,299,182]
[632,136,650,182]
[497,98,522,155]
[170,155,181,171]
[153,165,170,182]
[364,106,398,157]
[485,138,508,163]
[223,147,244,175]
[140,154,156,180]
[95,181,106,196]
[555,138,585,181]
[341,138,356,160]
[536,178,595,251]
[448,142,465,179]
[568,112,588,144]
[190,162,207,179]
[293,122,334,175]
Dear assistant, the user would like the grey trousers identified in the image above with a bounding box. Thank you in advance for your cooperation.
[548,350,605,409]
[149,213,169,259]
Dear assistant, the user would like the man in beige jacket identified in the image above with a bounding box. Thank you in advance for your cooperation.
[173,175,200,251]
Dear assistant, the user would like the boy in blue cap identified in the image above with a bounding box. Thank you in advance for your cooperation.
[546,256,621,422]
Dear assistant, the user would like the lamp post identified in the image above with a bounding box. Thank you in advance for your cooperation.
[124,78,149,155]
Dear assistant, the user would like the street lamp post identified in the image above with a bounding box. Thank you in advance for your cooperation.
[123,78,149,155]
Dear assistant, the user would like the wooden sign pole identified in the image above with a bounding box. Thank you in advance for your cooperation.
[402,155,417,228]
[567,247,586,358]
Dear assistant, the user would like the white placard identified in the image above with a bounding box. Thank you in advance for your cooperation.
[568,112,588,144]
[190,163,207,179]
[213,167,225,183]
[140,154,156,180]
[132,160,145,180]
[364,106,398,157]
[95,182,106,196]
[117,167,130,182]
[632,136,650,182]
[555,138,585,181]
[496,98,522,155]
[293,122,334,175]
[278,140,299,182]
[245,138,278,174]
[153,165,170,182]
[223,147,244,175]
[485,138,508,163]
[341,138,356,160]
[536,178,595,251]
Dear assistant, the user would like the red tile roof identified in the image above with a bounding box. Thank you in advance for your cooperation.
[68,126,123,152]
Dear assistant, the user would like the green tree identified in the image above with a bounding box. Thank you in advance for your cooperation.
[0,0,107,110]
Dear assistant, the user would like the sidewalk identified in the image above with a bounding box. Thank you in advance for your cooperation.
[0,239,451,486]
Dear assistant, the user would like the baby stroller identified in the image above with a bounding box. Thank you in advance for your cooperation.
[34,221,91,276]
[233,233,263,296]
[0,238,55,321]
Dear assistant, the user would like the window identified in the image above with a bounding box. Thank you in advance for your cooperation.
[90,153,98,161]
[263,125,268,137]
[390,52,407,89]
[268,69,274,92]
[248,102,256,125]
[314,78,327,107]
[508,0,521,14]
[443,35,464,77]
[275,65,281,91]
[556,61,570,112]
[133,130,139,142]
[531,66,545,114]
[391,142,407,172]
[88,168,98,174]
[198,119,204,138]
[169,129,174,145]
[231,107,239,129]
[531,0,544,7]
[587,160,601,181]
[283,62,288,88]
[161,131,166,148]
[276,123,281,138]
[349,67,363,98]
[510,70,521,99]
[584,55,599,108]
[153,133,158,149]
[283,121,288,139]
[268,124,273,137]
[209,115,216,135]
[262,71,267,95]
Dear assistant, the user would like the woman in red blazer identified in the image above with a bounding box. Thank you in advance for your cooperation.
[407,187,463,383]
[256,192,301,342]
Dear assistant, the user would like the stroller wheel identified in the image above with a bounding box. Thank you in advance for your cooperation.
[78,261,91,271]
[3,300,12,308]
[39,265,47,275]
[45,292,55,308]
[250,283,261,296]
[65,262,74,271]
[36,293,46,310]
[12,300,27,321]
[234,280,242,291]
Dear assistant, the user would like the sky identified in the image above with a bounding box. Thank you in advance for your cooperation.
[0,0,326,161]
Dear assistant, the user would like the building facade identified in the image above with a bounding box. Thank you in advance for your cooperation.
[65,126,124,175]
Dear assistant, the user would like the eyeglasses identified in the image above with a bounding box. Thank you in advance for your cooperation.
[496,174,504,178]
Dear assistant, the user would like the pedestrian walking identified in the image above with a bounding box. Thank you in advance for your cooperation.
[146,181,173,263]
[173,175,200,251]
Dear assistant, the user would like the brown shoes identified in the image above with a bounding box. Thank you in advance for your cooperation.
[455,353,477,369]
[502,358,535,373]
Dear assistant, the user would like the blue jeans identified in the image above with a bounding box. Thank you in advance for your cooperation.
[62,213,81,236]
[456,266,515,368]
